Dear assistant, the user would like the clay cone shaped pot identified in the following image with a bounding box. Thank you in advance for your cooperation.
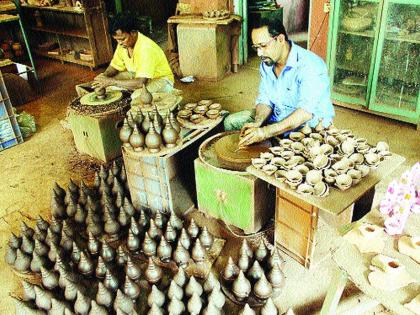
[34,225,47,243]
[255,239,268,262]
[87,232,100,256]
[90,300,108,315]
[188,292,202,314]
[165,222,177,243]
[78,251,94,276]
[148,303,164,315]
[204,272,221,293]
[223,256,239,282]
[240,303,256,315]
[34,285,53,310]
[22,280,36,301]
[116,245,128,266]
[104,269,119,292]
[123,198,135,217]
[41,266,59,290]
[153,104,163,125]
[96,282,113,308]
[168,296,185,315]
[162,112,179,148]
[169,110,181,133]
[147,284,165,307]
[49,217,61,235]
[168,280,183,301]
[208,286,225,310]
[199,226,214,249]
[53,182,66,200]
[238,250,250,272]
[9,232,22,249]
[14,296,45,315]
[64,279,82,302]
[187,219,200,238]
[153,110,163,134]
[240,239,253,259]
[101,241,116,263]
[145,257,162,284]
[173,266,187,287]
[59,229,73,252]
[36,216,49,232]
[140,84,153,105]
[261,297,278,315]
[127,229,140,253]
[191,238,206,262]
[142,232,157,257]
[129,124,145,152]
[154,212,165,229]
[232,270,251,301]
[268,262,285,290]
[51,194,66,219]
[125,256,142,281]
[95,256,107,279]
[119,118,133,147]
[21,221,34,238]
[71,241,81,264]
[30,251,47,273]
[124,275,140,300]
[203,299,221,315]
[74,204,87,224]
[14,249,31,272]
[185,275,203,297]
[253,272,273,300]
[50,298,73,315]
[157,236,172,262]
[114,289,134,314]
[45,228,59,247]
[74,290,91,315]
[141,111,152,134]
[269,247,285,270]
[247,260,264,282]
[179,228,191,250]
[169,209,183,230]
[5,244,17,265]
[145,124,162,153]
[148,218,162,240]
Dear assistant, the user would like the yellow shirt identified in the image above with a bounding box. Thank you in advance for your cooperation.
[110,32,174,83]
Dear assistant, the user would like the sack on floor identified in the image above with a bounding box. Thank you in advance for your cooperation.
[16,111,36,138]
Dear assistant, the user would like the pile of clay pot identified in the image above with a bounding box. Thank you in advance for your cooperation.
[202,9,230,19]
[252,121,391,197]
[119,105,182,153]
[177,100,222,125]
[221,239,285,314]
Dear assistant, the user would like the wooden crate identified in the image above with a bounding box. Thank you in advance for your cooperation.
[194,158,275,234]
[124,125,222,215]
[68,108,126,162]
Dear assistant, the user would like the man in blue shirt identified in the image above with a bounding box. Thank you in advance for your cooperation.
[224,18,335,147]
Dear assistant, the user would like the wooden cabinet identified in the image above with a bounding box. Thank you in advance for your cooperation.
[327,0,420,128]
[20,0,113,69]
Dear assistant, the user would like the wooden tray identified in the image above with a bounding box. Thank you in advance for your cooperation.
[177,115,223,130]
[202,14,230,21]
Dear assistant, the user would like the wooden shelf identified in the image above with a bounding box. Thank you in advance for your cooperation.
[33,48,93,67]
[20,4,84,14]
[385,32,420,45]
[29,25,88,39]
[339,29,375,38]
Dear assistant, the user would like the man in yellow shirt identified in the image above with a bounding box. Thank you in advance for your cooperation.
[93,13,174,95]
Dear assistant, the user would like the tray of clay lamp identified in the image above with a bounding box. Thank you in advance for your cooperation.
[177,100,224,129]
[136,92,183,116]
[202,9,230,20]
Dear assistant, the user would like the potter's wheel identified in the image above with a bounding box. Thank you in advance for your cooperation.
[69,90,130,116]
[80,90,123,106]
[199,132,271,172]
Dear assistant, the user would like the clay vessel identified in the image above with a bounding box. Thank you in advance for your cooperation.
[261,297,278,315]
[71,241,81,264]
[247,260,263,282]
[59,229,73,252]
[169,111,181,133]
[50,298,73,315]
[157,236,172,262]
[179,228,191,250]
[141,111,152,134]
[148,218,162,239]
[30,251,47,273]
[114,289,134,314]
[232,270,251,301]
[185,275,203,297]
[147,284,165,307]
[187,219,200,239]
[204,272,221,293]
[100,241,116,263]
[116,245,128,266]
[192,238,206,262]
[208,286,225,310]
[78,251,94,276]
[268,262,285,290]
[34,225,47,243]
[254,272,273,300]
[255,239,268,262]
[188,292,202,315]
[14,296,45,315]
[5,244,16,265]
[162,112,179,147]
[240,239,253,258]
[148,303,164,315]
[51,195,66,218]
[64,279,82,301]
[238,250,251,272]
[222,256,239,282]
[87,232,100,256]
[34,285,53,310]
[130,217,141,236]
[9,232,22,249]
[74,290,91,315]
[48,217,61,235]
[96,282,113,307]
[14,249,31,272]
[125,256,141,281]
[22,280,36,301]
[123,198,135,217]
[140,84,153,105]
[41,266,59,290]
[145,257,162,284]
[104,269,119,292]
[142,232,157,257]
[199,226,214,249]
[203,300,221,315]
[168,296,185,315]
[153,104,163,125]
[124,275,140,300]
[127,229,140,253]
[129,124,144,151]
[173,266,187,287]
[95,256,107,279]
[90,300,108,315]
[173,239,190,267]
[168,280,183,300]
[269,247,285,270]
[53,182,66,200]
[74,204,87,224]
[240,304,256,315]
[153,109,163,134]
[119,118,132,147]
[145,124,162,153]
[164,221,177,243]
[45,228,59,247]
[154,212,165,229]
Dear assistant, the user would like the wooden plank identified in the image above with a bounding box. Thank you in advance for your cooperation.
[275,222,313,261]
[247,153,405,216]
[276,196,313,237]
[167,14,242,25]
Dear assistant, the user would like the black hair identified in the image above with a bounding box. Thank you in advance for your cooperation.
[110,12,138,35]
[256,15,289,42]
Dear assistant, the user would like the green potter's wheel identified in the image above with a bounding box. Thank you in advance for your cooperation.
[80,90,123,106]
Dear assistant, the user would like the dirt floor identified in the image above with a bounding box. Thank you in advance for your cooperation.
[0,52,419,314]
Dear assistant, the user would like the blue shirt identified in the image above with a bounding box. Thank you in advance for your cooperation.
[256,41,335,127]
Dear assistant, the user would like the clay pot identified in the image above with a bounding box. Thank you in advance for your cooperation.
[34,285,52,310]
[254,272,273,300]
[255,239,268,262]
[168,296,185,315]
[127,229,140,253]
[173,266,187,287]
[74,290,91,315]
[21,234,34,255]
[96,282,113,307]
[180,228,191,250]
[40,266,58,290]
[9,232,22,249]
[147,284,165,307]
[269,247,285,270]
[268,262,285,290]
[232,270,251,301]
[78,251,94,276]
[261,297,278,315]
[87,232,100,256]
[129,124,144,151]
[116,246,128,266]
[64,280,82,301]
[204,272,221,293]
[168,280,183,300]
[148,303,164,315]
[187,219,200,238]
[125,256,141,281]
[203,300,222,315]
[95,256,107,279]
[114,289,134,314]
[153,108,163,134]
[142,232,157,257]
[145,124,162,153]
[191,238,206,262]
[238,250,251,272]
[188,292,202,314]
[22,280,36,301]
[199,226,214,249]
[141,112,152,134]
[14,296,45,315]
[124,275,140,300]
[247,260,263,282]
[165,222,177,243]
[169,111,181,133]
[119,118,132,147]
[100,241,116,263]
[104,270,119,292]
[14,249,31,272]
[157,236,172,262]
[162,113,179,148]
[90,300,108,315]
[208,286,225,310]
[145,257,162,284]
[185,275,203,297]
[173,240,190,267]
[5,245,16,266]
[140,84,153,105]
[239,304,256,315]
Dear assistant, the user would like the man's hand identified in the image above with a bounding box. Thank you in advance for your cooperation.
[92,74,115,89]
[240,121,262,137]
[238,126,268,148]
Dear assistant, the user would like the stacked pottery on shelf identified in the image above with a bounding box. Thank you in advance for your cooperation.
[177,100,222,125]
[119,104,181,153]
[251,120,391,197]
[221,239,285,309]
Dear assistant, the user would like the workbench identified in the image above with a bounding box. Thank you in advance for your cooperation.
[320,209,420,315]
[167,14,242,80]
[247,153,406,268]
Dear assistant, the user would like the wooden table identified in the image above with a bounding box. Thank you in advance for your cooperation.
[247,153,406,268]
[320,210,420,315]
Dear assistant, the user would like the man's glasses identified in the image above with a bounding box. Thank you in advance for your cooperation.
[251,35,278,51]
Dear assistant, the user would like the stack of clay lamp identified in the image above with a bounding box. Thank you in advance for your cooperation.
[221,239,285,313]
[202,9,230,19]
[119,105,182,153]
[5,161,227,314]
[251,121,391,197]
[177,100,222,124]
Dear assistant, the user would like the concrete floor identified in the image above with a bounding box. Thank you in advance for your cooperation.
[0,54,419,314]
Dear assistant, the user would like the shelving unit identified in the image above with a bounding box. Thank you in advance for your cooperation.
[328,0,420,128]
[20,0,113,69]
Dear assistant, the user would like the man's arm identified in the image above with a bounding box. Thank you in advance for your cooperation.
[103,65,119,77]
[93,65,148,91]
[240,103,272,136]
